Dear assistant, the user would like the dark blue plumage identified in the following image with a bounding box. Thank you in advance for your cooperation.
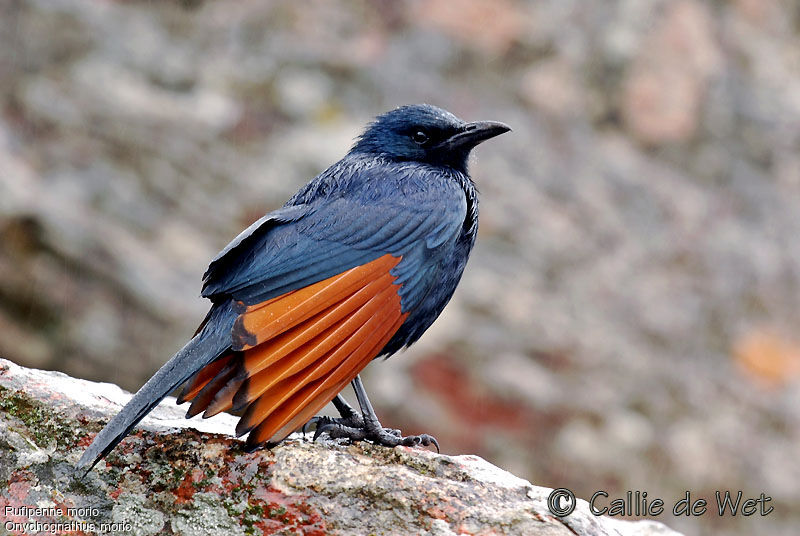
[202,105,497,350]
[78,104,509,471]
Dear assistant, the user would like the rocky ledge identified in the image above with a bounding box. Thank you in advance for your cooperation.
[0,358,681,536]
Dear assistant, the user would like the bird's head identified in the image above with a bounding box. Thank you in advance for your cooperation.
[350,104,510,173]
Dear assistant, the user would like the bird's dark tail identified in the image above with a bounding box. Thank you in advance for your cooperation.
[76,304,235,474]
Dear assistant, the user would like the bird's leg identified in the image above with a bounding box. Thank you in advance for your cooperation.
[331,394,363,425]
[313,375,439,452]
[302,394,364,437]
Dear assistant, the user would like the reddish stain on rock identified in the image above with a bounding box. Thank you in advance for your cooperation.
[0,472,90,534]
[75,433,95,448]
[173,468,206,503]
[109,485,124,500]
[250,486,326,536]
[5,471,34,511]
[425,504,449,520]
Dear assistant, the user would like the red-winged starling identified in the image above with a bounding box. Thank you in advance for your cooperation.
[77,104,510,472]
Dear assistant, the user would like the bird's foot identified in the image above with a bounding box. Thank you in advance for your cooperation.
[301,394,365,438]
[313,417,439,452]
[301,386,439,451]
[302,412,364,437]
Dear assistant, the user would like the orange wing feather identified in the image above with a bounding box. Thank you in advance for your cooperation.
[250,313,407,446]
[177,352,232,404]
[181,254,408,449]
[232,254,400,350]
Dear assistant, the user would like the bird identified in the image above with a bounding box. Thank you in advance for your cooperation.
[77,104,510,472]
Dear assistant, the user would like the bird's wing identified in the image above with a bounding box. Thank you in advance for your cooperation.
[201,190,462,306]
[183,172,467,449]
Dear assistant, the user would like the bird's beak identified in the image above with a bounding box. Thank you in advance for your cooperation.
[438,121,512,151]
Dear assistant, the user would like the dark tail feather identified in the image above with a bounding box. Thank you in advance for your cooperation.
[76,304,235,474]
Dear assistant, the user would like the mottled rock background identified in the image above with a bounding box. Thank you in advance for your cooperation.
[1,1,798,535]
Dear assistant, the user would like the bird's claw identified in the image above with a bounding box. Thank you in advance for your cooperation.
[302,388,438,452]
[302,416,324,439]
[311,419,439,453]
[303,413,365,441]
[399,433,439,452]
[312,421,341,442]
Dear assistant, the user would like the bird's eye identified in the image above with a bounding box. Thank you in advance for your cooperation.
[411,130,429,145]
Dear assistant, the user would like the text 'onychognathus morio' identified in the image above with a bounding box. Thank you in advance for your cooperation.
[77,104,510,472]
